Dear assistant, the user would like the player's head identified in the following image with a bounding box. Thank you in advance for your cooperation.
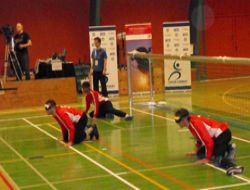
[16,22,23,33]
[174,108,190,128]
[44,99,56,115]
[82,81,91,95]
[94,37,101,48]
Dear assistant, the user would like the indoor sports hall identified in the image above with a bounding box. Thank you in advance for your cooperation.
[1,1,250,189]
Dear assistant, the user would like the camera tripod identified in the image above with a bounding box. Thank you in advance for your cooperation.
[2,42,23,83]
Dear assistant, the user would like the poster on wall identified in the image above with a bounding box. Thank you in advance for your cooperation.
[163,21,192,91]
[89,25,119,93]
[125,23,152,93]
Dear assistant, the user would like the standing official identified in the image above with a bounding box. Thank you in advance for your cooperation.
[14,23,32,80]
[90,37,108,97]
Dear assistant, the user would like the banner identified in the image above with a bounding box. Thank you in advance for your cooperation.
[125,23,152,92]
[89,25,119,93]
[163,21,192,90]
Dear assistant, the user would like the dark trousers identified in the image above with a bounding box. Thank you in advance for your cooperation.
[93,71,108,97]
[197,129,234,169]
[90,101,126,118]
[16,52,30,80]
[213,129,232,157]
[63,114,88,144]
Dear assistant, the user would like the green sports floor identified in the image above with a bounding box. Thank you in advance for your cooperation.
[1,77,250,190]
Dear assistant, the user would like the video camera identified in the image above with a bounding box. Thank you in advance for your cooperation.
[0,24,14,43]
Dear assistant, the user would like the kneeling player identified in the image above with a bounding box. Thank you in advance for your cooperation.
[82,81,133,120]
[45,100,99,147]
[174,108,244,176]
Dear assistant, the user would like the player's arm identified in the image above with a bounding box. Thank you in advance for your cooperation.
[91,91,100,118]
[57,111,75,146]
[54,117,67,142]
[193,121,214,162]
[85,96,91,114]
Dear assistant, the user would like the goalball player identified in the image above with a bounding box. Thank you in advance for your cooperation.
[81,81,133,120]
[44,99,99,147]
[174,108,244,176]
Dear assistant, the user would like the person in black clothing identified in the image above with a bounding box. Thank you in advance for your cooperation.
[14,23,32,80]
[89,37,108,97]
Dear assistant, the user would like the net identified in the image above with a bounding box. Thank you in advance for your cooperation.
[126,52,250,130]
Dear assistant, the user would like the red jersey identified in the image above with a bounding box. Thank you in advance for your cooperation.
[188,115,229,160]
[54,106,84,143]
[85,89,108,118]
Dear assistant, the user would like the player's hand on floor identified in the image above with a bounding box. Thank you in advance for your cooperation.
[64,142,73,148]
[196,158,209,164]
[186,152,196,157]
[58,138,64,144]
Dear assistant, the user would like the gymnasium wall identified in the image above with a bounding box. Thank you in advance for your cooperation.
[1,0,250,80]
[0,0,191,75]
[205,0,250,79]
[0,0,90,74]
[101,0,190,64]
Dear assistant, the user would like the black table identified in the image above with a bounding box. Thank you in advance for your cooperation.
[35,62,75,79]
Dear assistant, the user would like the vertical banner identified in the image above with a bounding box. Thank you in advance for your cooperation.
[125,23,152,92]
[89,26,119,93]
[163,21,192,91]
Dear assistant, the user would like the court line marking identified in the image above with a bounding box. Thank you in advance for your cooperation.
[2,110,250,187]
[18,159,250,189]
[47,123,170,190]
[20,163,196,189]
[0,171,15,190]
[132,108,250,184]
[99,140,195,190]
[0,137,57,190]
[84,143,170,190]
[0,152,76,164]
[0,164,20,190]
[23,118,140,190]
[199,182,249,190]
[0,115,49,122]
[222,86,249,116]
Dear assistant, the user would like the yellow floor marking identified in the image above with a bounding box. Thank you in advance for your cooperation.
[48,123,169,190]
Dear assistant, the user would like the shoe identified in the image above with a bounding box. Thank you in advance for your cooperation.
[124,115,133,121]
[89,124,99,140]
[227,143,236,160]
[226,166,244,176]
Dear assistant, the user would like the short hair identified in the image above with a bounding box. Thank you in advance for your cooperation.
[82,81,90,89]
[44,99,56,110]
[174,108,190,123]
[94,37,101,43]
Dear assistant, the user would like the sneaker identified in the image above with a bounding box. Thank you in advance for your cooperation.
[227,143,236,160]
[226,166,244,176]
[124,115,133,121]
[89,124,99,140]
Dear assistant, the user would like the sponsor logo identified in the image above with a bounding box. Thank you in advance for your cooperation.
[168,61,181,81]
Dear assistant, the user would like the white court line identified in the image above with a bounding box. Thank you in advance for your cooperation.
[199,182,249,190]
[20,163,195,189]
[23,118,140,190]
[0,124,43,131]
[132,108,250,184]
[0,115,49,122]
[0,137,57,190]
